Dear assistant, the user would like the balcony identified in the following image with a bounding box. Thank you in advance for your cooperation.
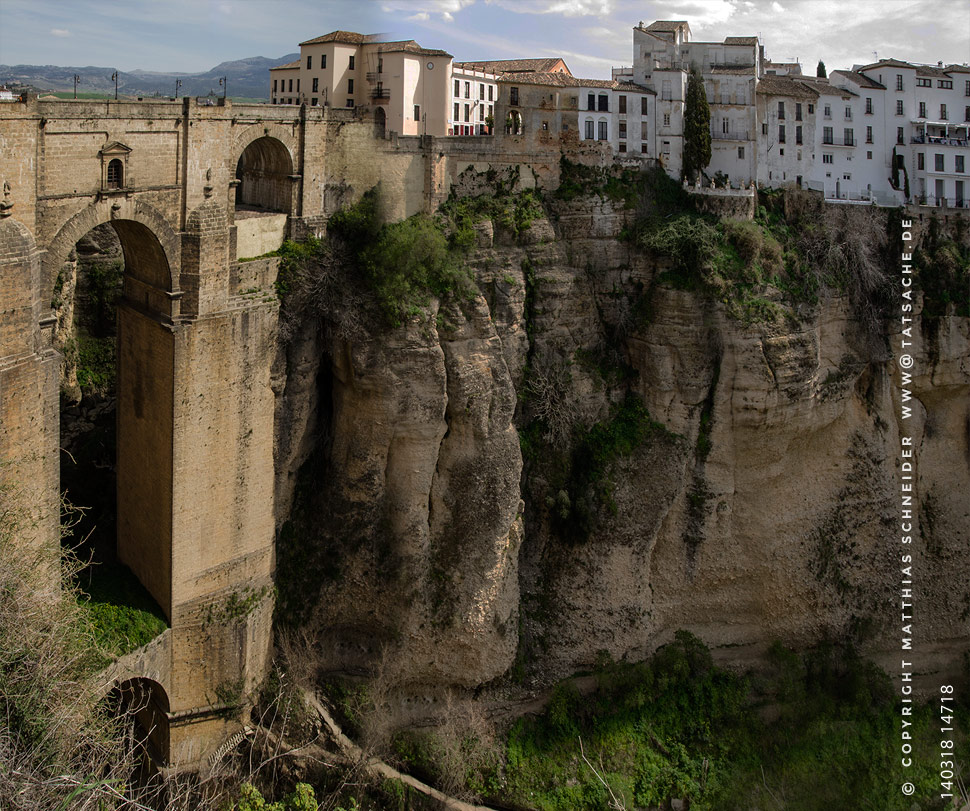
[822,136,855,147]
[712,129,750,141]
[370,88,390,102]
[911,134,969,147]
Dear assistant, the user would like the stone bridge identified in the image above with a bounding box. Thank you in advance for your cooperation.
[0,94,569,768]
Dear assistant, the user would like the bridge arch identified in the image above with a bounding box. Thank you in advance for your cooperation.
[43,199,180,318]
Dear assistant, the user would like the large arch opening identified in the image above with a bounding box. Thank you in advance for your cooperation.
[234,136,293,213]
[53,216,173,652]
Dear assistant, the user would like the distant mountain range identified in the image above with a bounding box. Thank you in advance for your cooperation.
[0,54,299,100]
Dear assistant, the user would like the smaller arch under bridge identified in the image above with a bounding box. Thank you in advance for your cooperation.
[0,96,341,768]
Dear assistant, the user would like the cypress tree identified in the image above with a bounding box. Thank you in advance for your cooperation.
[816,60,827,78]
[682,65,712,183]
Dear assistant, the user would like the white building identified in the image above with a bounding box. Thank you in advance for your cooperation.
[577,80,656,156]
[756,74,818,190]
[856,59,970,207]
[449,64,499,135]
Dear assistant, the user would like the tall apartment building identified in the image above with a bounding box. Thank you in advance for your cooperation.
[613,21,759,182]
[269,31,453,136]
[855,59,970,206]
[449,64,499,135]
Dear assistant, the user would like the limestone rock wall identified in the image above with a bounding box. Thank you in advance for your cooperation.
[275,197,970,690]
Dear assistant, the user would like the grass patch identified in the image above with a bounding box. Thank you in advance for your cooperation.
[398,634,966,810]
[76,562,167,658]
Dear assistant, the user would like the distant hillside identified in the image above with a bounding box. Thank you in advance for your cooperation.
[0,54,299,100]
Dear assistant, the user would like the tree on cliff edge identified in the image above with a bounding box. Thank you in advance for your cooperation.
[682,66,712,183]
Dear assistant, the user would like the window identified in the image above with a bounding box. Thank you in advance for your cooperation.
[619,143,627,152]
[378,58,383,74]
[585,120,594,139]
[321,55,326,68]
[307,55,312,69]
[796,103,802,121]
[587,92,595,111]
[288,79,293,92]
[619,121,627,138]
[454,79,459,96]
[896,100,904,115]
[865,98,872,114]
[598,94,608,112]
[917,78,931,87]
[845,106,852,119]
[823,153,833,164]
[823,126,833,144]
[919,101,927,118]
[347,79,353,93]
[824,104,831,118]
[510,87,519,105]
[866,126,873,143]
[965,105,970,121]
[464,81,470,98]
[312,77,318,93]
[957,155,965,173]
[896,74,903,91]
[619,95,627,114]
[273,79,277,92]
[762,122,768,135]
[346,98,353,108]
[414,104,420,120]
[738,146,744,159]
[722,118,729,133]
[939,79,952,89]
[778,101,785,119]
[489,86,493,101]
[597,119,608,140]
[641,96,648,115]
[843,173,851,180]
[796,125,803,144]
[808,103,814,114]
[297,79,300,93]
[664,113,670,126]
[642,143,648,153]
[941,104,948,120]
[541,120,548,131]
[779,124,786,143]
[453,103,459,120]
[867,151,872,159]
[935,153,945,171]
[897,127,904,144]
[918,153,924,170]
[464,104,469,122]
[661,79,671,100]
[272,98,276,104]
[488,105,493,118]
[966,80,970,96]
[480,84,485,100]
[106,158,123,189]
[311,97,318,106]
[348,55,355,69]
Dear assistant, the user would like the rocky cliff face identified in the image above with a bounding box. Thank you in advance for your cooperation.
[274,189,970,690]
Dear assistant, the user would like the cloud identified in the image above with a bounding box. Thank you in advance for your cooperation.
[771,1,785,11]
[486,0,614,16]
[50,28,71,37]
[382,0,474,21]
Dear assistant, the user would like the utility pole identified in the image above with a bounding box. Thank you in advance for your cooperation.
[175,78,182,99]
[111,71,118,100]
[73,74,80,99]
[219,76,227,98]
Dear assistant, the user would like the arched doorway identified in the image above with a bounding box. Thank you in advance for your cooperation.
[234,136,294,213]
[110,678,171,769]
[51,212,176,630]
[375,106,387,139]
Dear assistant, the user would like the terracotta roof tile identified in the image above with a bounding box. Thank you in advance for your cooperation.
[454,58,571,75]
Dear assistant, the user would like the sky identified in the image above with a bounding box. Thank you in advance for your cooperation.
[0,0,967,78]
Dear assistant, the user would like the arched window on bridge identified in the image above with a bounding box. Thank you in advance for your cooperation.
[107,159,124,189]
